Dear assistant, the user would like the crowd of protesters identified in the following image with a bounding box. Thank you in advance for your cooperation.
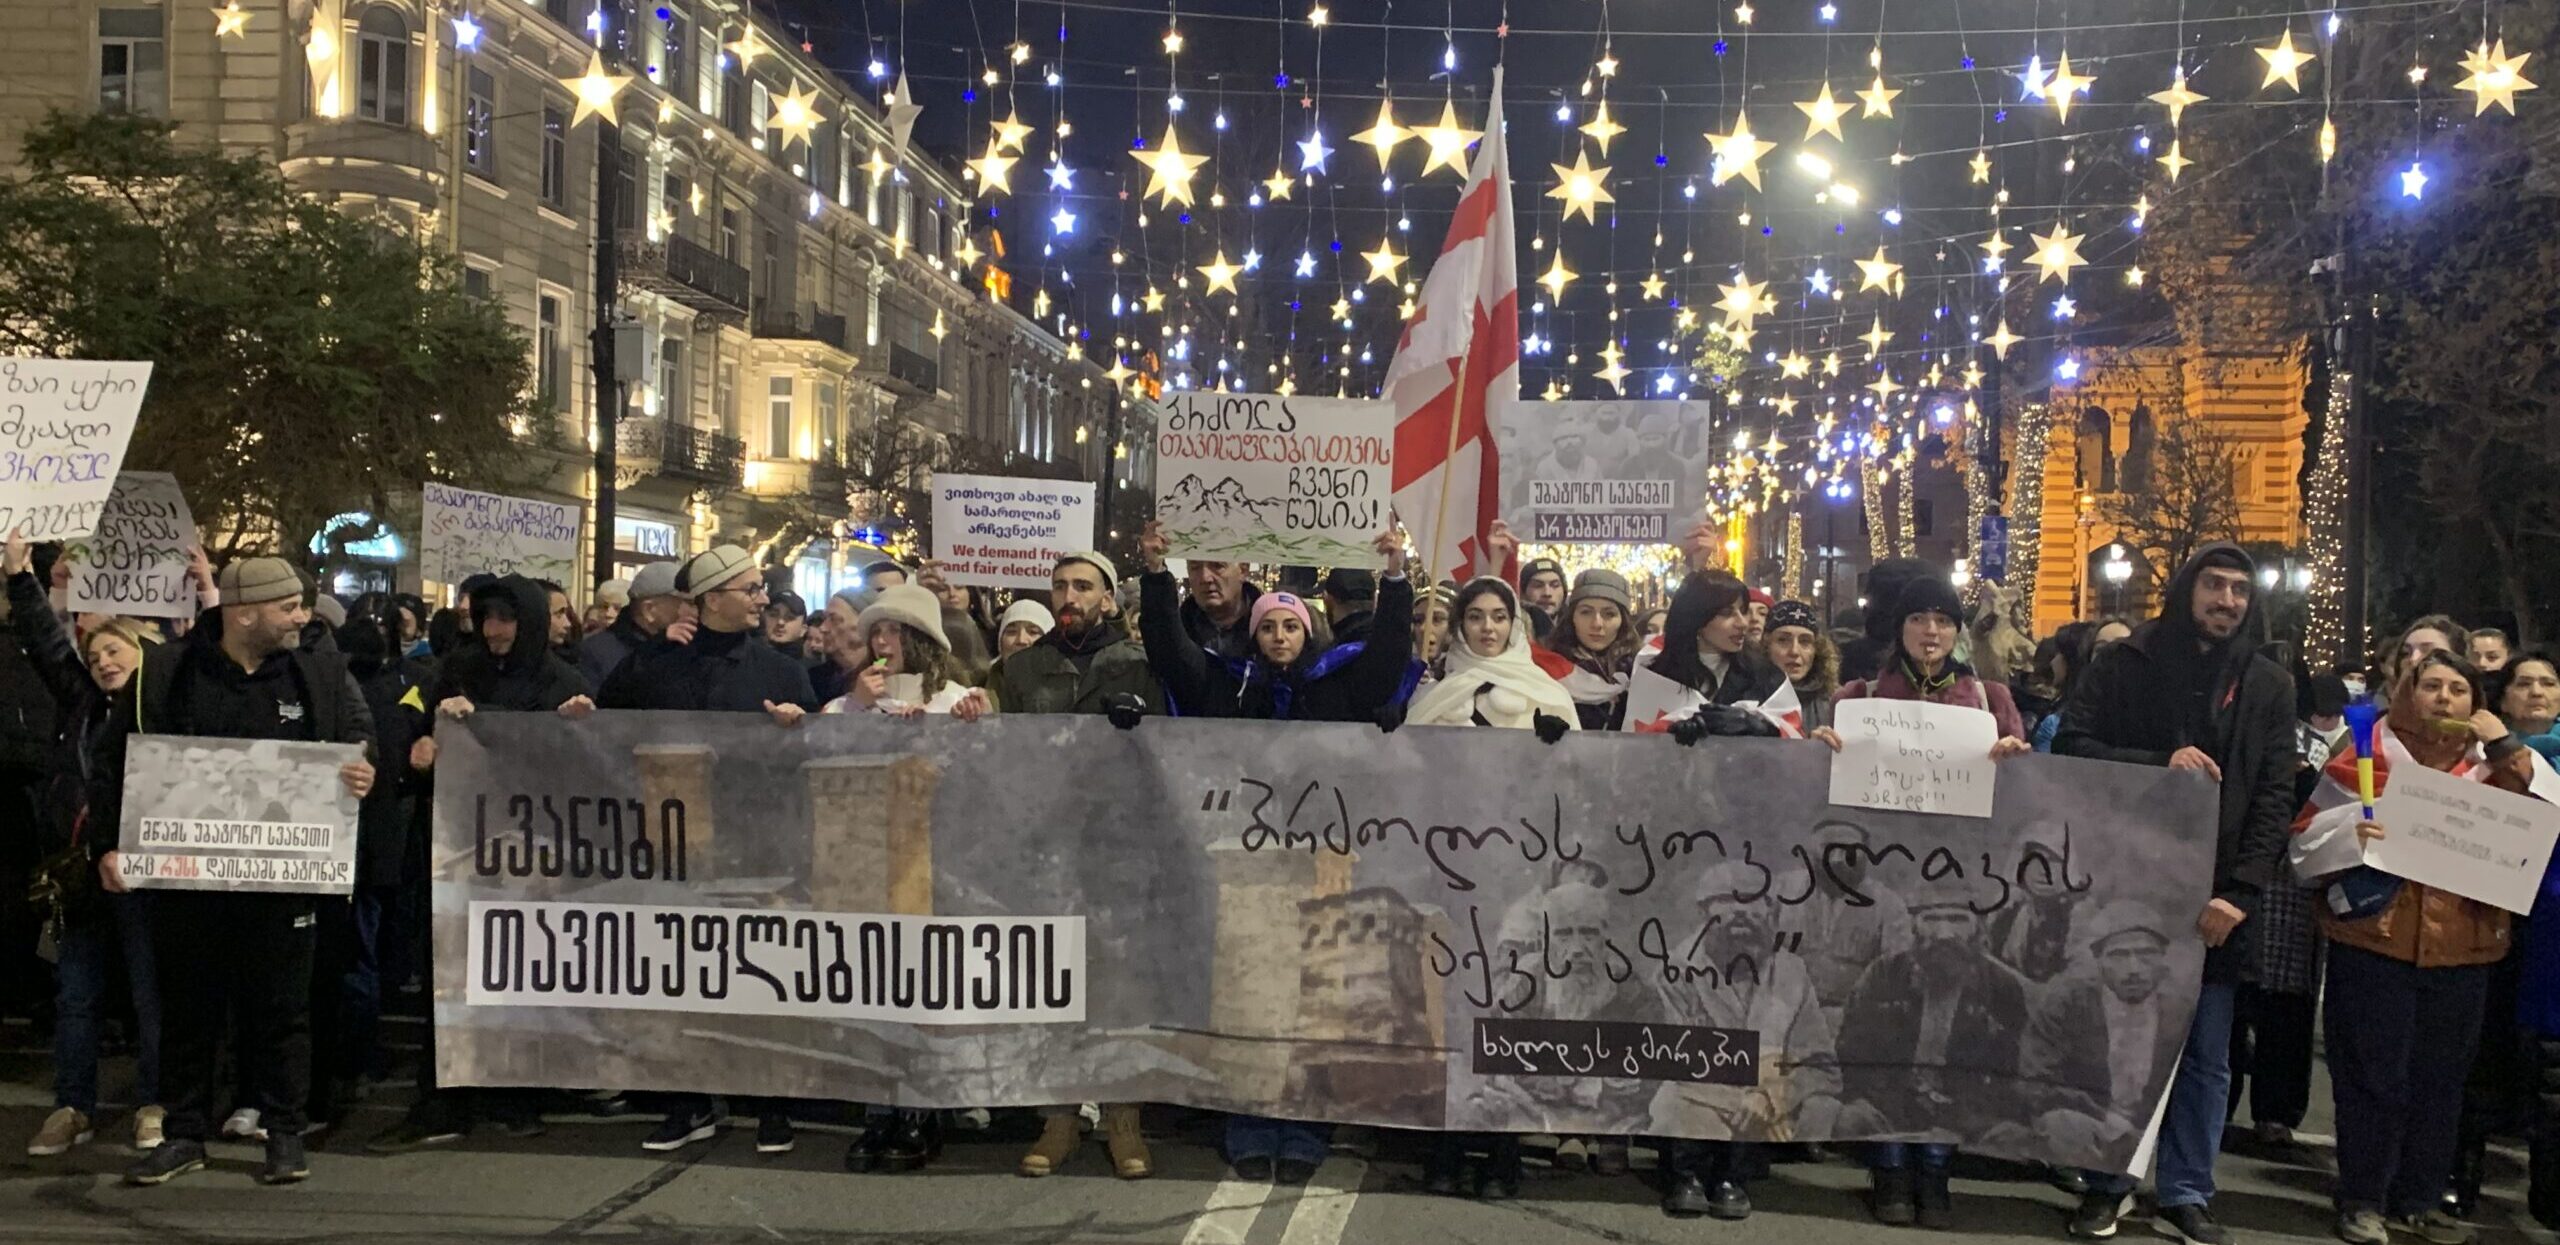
[4,513,2558,1245]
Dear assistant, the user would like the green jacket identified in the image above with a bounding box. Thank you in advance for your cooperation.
[988,631,1163,716]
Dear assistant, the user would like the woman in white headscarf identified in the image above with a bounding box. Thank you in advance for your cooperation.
[1404,577,1579,736]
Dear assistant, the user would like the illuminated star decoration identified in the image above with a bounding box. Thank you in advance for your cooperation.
[2045,53,2095,121]
[1857,74,1901,119]
[1640,272,1666,300]
[1050,207,1076,235]
[2257,29,2315,92]
[2151,72,2207,128]
[727,25,767,68]
[1547,150,1615,224]
[1297,129,1334,174]
[1867,371,1904,401]
[1143,287,1166,312]
[1328,296,1351,320]
[1294,250,1317,277]
[2027,222,2088,283]
[1046,162,1076,191]
[1859,316,1896,356]
[772,83,824,148]
[2124,266,2147,288]
[990,110,1032,153]
[1778,351,1812,379]
[212,0,249,38]
[1979,231,2012,271]
[1969,149,1993,184]
[1855,246,1904,295]
[1706,114,1778,189]
[1537,253,1576,299]
[954,235,982,266]
[2156,138,2192,182]
[1414,100,1482,176]
[1795,81,1852,141]
[1961,361,1986,389]
[1263,168,1295,200]
[2401,160,2430,199]
[1352,98,1408,164]
[1984,319,2023,359]
[1363,242,1407,284]
[1593,341,1630,393]
[1715,276,1768,327]
[1132,125,1209,206]
[967,149,1018,195]
[1196,251,1242,295]
[2456,39,2538,116]
[563,52,633,127]
[1579,101,1627,154]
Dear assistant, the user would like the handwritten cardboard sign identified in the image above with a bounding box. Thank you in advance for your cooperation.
[420,482,580,586]
[1154,392,1391,566]
[0,359,154,540]
[930,473,1097,590]
[1828,697,2001,818]
[2370,761,2560,914]
[63,471,198,618]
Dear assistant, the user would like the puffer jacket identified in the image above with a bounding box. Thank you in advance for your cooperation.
[2305,737,2534,969]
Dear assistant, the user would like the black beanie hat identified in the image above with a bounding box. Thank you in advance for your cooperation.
[1891,575,1966,630]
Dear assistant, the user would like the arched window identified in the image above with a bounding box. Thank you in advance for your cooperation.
[355,7,411,125]
[2076,406,2116,493]
[2123,405,2157,492]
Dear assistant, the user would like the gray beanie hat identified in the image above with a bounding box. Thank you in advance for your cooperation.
[1565,568,1633,616]
[858,584,949,650]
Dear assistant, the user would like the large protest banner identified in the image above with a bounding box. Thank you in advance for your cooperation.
[0,359,154,540]
[1154,392,1391,566]
[929,473,1097,589]
[433,713,2217,1172]
[118,736,363,894]
[420,482,580,585]
[1497,399,1712,542]
[63,471,199,618]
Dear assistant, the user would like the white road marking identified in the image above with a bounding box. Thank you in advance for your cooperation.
[1182,1174,1281,1245]
[1278,1156,1369,1245]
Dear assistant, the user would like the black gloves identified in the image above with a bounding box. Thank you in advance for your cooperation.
[1671,704,1779,746]
[1533,711,1571,745]
[1105,694,1147,731]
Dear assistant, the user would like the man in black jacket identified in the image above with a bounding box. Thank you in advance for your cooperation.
[1318,567,1377,647]
[578,561,680,688]
[95,557,377,1189]
[2054,543,2297,1245]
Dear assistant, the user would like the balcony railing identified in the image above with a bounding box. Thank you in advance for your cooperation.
[753,309,849,352]
[885,343,940,394]
[616,232,751,319]
[617,416,746,488]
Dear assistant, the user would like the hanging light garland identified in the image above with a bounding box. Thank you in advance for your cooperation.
[2303,370,2352,667]
[2009,402,2052,613]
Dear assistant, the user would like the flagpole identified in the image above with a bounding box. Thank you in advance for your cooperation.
[1424,349,1474,587]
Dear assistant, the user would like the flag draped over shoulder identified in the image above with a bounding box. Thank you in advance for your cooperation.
[1385,68,1518,584]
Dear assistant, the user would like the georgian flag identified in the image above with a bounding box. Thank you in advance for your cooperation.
[2291,728,2560,880]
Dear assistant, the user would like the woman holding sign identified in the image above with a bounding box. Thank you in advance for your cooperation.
[2289,651,2536,1245]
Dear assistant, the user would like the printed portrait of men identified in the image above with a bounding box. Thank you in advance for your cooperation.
[1460,880,1660,1135]
[1833,874,2029,1142]
[1648,862,1843,1144]
[2016,901,2184,1169]
[1778,819,1914,1032]
[1985,819,2091,985]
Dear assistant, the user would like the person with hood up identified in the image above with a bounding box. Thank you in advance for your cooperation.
[977,551,1160,1179]
[2051,543,2297,1245]
[1762,599,1839,732]
[1135,521,1415,1183]
[1404,577,1578,736]
[1649,570,1791,746]
[1837,557,1937,685]
[2290,650,2535,1245]
[822,583,986,717]
[598,546,815,1157]
[579,561,681,688]
[1542,569,1640,731]
[91,557,377,1189]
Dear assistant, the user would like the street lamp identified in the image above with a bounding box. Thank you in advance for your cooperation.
[2101,543,2133,617]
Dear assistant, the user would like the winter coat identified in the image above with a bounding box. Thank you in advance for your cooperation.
[1182,580,1264,662]
[1836,947,2028,1137]
[2055,542,2299,986]
[1836,660,2029,741]
[2021,972,2183,1124]
[578,611,651,688]
[599,624,817,713]
[2304,736,2533,970]
[985,624,1164,717]
[351,655,429,887]
[6,570,108,855]
[90,604,376,854]
[434,577,591,714]
[1139,570,1418,724]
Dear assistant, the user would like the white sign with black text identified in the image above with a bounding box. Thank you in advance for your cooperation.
[2371,760,2560,914]
[0,359,154,540]
[63,471,198,618]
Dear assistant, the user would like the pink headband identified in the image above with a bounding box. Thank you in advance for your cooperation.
[1250,592,1313,636]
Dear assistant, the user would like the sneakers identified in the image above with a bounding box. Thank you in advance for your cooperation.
[125,1139,208,1186]
[2071,1191,2136,1239]
[2153,1204,2231,1245]
[220,1108,267,1142]
[1102,1104,1151,1180]
[1019,1114,1080,1177]
[2395,1210,2477,1245]
[28,1107,94,1157]
[133,1106,165,1153]
[258,1133,310,1185]
[641,1106,722,1152]
[1234,1155,1276,1182]
[755,1114,796,1155]
[2335,1209,2390,1245]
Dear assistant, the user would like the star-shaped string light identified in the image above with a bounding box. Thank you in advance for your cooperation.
[1413,101,1481,176]
[1821,351,1843,377]
[1297,130,1334,173]
[1363,242,1407,284]
[2124,265,2148,288]
[563,52,632,127]
[954,235,983,266]
[1540,379,1566,402]
[2400,161,2430,199]
[772,83,824,148]
[2027,222,2088,283]
[1778,351,1812,379]
[2257,29,2315,92]
[1715,276,1768,327]
[1548,150,1615,223]
[1104,357,1132,384]
[727,26,767,68]
[1867,372,1905,401]
[990,110,1032,152]
[1328,295,1352,319]
[1857,75,1901,118]
[1984,319,2023,359]
[1046,162,1076,190]
[1593,341,1630,393]
[2156,138,2192,182]
[967,149,1018,195]
[1352,98,1408,164]
[1969,149,1993,183]
[1961,361,1987,389]
[1263,168,1295,200]
[1049,207,1076,235]
[1859,316,1896,355]
[212,1,250,38]
[1795,82,1852,141]
[1537,254,1577,298]
[1579,101,1627,154]
[1979,231,2012,271]
[2457,39,2538,116]
[1640,272,1667,300]
[1707,114,1777,188]
[1294,250,1318,277]
[1855,246,1904,295]
[2046,53,2095,121]
[2151,72,2207,128]
[1131,126,1208,206]
[1196,251,1242,295]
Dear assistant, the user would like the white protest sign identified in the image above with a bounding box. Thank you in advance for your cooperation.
[930,473,1097,590]
[420,482,580,585]
[63,471,198,618]
[1828,697,2001,818]
[2370,760,2560,914]
[1154,391,1391,566]
[117,735,363,895]
[0,359,154,540]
